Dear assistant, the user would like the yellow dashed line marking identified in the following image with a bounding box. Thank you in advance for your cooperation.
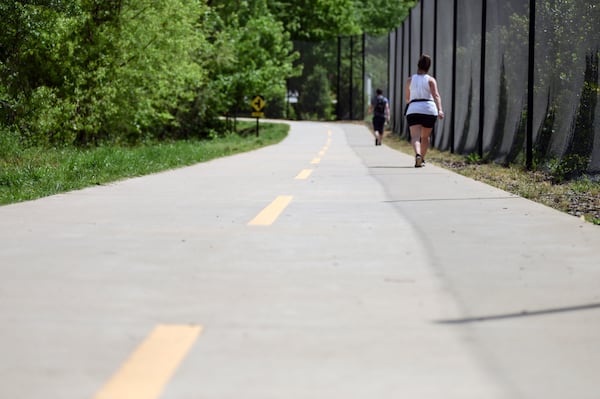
[295,169,313,180]
[248,195,293,226]
[93,324,202,399]
[311,158,321,165]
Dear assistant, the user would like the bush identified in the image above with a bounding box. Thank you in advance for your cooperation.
[19,87,77,146]
[547,154,590,183]
[0,127,22,158]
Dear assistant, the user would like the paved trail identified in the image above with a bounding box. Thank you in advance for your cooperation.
[1,121,599,398]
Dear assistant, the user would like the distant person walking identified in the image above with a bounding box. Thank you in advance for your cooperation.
[368,88,390,146]
[405,54,444,167]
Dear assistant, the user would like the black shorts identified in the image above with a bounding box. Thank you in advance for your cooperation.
[372,115,386,132]
[407,113,437,128]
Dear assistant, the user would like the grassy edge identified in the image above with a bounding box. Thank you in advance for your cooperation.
[384,132,600,226]
[0,121,289,205]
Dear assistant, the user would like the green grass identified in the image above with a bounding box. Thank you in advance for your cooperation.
[0,122,288,205]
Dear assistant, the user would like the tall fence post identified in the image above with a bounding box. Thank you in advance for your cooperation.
[526,0,535,170]
[450,0,457,153]
[433,0,438,148]
[391,29,397,133]
[362,33,366,120]
[407,9,413,140]
[433,0,438,79]
[408,7,412,76]
[337,36,341,120]
[478,0,487,158]
[420,0,424,55]
[350,36,355,119]
[400,23,405,136]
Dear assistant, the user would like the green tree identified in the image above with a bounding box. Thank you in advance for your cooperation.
[200,0,299,122]
[0,0,210,145]
[0,0,415,145]
[268,0,358,40]
[0,1,80,144]
[266,0,413,121]
[297,65,334,120]
[267,0,414,40]
[355,0,416,36]
[68,0,209,144]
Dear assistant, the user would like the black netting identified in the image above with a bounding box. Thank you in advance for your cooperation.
[365,34,390,117]
[339,35,365,120]
[289,37,365,121]
[484,1,529,163]
[387,0,599,174]
[421,0,435,58]
[455,0,482,154]
[410,3,422,72]
[288,40,337,120]
[534,1,600,172]
[434,0,454,150]
[391,26,403,133]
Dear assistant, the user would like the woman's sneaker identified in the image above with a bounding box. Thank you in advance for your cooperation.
[415,154,423,167]
[375,133,382,146]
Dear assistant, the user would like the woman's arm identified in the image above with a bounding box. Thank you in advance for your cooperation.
[429,77,444,119]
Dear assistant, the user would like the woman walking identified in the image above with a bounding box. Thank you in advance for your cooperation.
[405,54,444,167]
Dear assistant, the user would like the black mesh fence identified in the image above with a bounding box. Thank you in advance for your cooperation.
[365,34,390,117]
[290,36,363,121]
[288,34,389,122]
[388,0,600,174]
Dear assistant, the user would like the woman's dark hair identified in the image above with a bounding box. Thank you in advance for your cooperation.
[417,54,432,72]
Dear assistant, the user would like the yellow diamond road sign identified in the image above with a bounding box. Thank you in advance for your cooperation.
[251,95,265,112]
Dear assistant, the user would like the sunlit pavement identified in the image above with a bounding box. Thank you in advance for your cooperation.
[1,121,599,399]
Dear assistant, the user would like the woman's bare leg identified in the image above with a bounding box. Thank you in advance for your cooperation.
[420,127,433,159]
[410,125,422,155]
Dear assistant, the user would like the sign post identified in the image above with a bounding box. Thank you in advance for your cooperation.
[250,95,265,136]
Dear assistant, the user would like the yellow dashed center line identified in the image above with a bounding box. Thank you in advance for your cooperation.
[295,169,313,180]
[93,324,202,399]
[248,195,293,226]
[253,130,329,226]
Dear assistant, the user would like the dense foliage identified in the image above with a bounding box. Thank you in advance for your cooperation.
[0,0,413,147]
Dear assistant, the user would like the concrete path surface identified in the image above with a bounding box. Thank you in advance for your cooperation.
[0,121,599,399]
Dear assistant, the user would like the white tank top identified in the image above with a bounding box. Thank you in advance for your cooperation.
[406,74,437,116]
